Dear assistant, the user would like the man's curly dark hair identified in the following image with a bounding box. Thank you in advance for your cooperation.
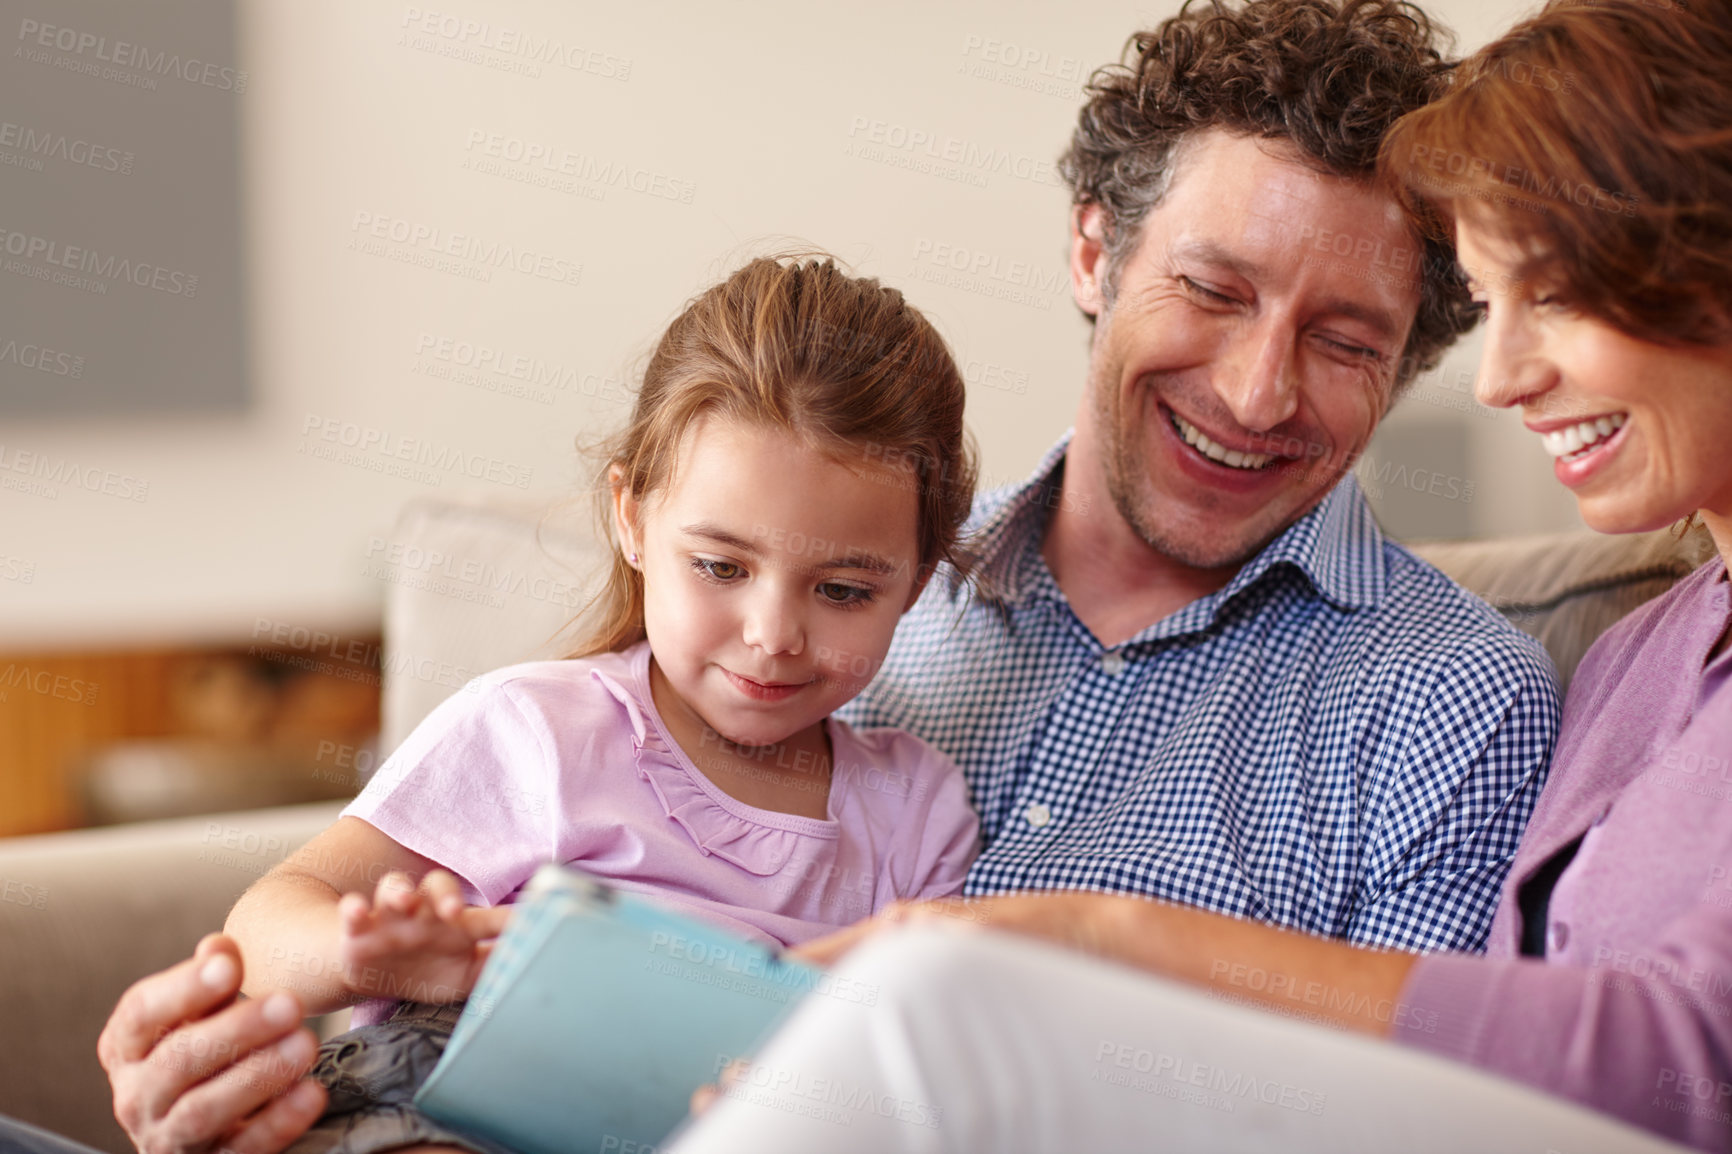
[1059,0,1481,390]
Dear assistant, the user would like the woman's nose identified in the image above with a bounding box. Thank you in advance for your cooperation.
[1474,304,1554,410]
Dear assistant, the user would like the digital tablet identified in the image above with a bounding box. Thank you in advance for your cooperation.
[414,863,825,1154]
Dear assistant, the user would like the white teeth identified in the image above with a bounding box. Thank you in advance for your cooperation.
[1171,414,1274,470]
[1542,413,1627,460]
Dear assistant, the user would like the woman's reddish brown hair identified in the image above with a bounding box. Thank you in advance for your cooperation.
[1381,0,1732,345]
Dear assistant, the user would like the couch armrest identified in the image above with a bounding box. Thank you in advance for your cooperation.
[0,802,344,1153]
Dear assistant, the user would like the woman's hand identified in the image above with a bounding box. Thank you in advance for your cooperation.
[790,892,1108,968]
[336,869,511,1004]
[98,933,327,1154]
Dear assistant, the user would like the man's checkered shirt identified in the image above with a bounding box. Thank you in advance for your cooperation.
[839,437,1560,952]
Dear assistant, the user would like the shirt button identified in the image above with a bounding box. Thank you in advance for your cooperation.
[1548,922,1570,953]
[1025,803,1052,829]
[1099,652,1127,675]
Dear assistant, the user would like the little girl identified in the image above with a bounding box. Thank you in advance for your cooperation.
[226,255,981,1153]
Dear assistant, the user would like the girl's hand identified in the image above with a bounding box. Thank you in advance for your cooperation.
[336,869,511,1004]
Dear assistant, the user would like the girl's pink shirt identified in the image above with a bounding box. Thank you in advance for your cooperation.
[342,641,979,1024]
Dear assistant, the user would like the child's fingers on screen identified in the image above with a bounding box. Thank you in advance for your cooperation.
[374,870,421,915]
[688,1058,749,1117]
[336,891,374,931]
[458,905,512,939]
[420,869,466,920]
[688,1083,721,1117]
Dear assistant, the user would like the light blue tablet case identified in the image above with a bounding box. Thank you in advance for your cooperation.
[414,864,821,1154]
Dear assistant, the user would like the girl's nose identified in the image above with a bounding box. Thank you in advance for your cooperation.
[741,592,804,656]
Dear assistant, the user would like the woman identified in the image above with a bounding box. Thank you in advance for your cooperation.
[673,0,1732,1149]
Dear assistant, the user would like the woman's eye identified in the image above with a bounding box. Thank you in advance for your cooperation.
[817,582,874,607]
[1180,276,1235,305]
[1530,288,1576,314]
[692,558,744,582]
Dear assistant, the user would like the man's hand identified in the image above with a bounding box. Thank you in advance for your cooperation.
[336,868,510,1004]
[790,893,1107,968]
[97,933,327,1154]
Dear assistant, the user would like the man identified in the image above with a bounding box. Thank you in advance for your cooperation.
[34,1,1552,1151]
[837,0,1553,954]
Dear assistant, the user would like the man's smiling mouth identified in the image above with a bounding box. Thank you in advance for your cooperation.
[1170,412,1278,470]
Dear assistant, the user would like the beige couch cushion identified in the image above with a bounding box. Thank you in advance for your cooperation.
[1410,527,1716,692]
[380,490,610,750]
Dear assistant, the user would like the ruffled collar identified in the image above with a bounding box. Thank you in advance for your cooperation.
[590,643,840,876]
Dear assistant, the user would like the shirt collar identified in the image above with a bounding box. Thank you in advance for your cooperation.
[957,433,1388,616]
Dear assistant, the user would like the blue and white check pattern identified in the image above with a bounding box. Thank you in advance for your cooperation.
[839,436,1560,953]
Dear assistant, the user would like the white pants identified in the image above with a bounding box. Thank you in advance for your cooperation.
[667,923,1686,1154]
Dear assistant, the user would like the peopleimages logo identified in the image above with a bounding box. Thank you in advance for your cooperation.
[0,226,198,296]
[399,7,632,81]
[299,414,536,489]
[15,18,248,92]
[0,337,83,378]
[846,116,1061,187]
[0,444,149,502]
[349,211,582,287]
[0,120,133,174]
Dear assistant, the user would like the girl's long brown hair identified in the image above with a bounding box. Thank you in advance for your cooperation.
[565,254,977,659]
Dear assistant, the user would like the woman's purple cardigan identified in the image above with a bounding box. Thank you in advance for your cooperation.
[1396,557,1732,1151]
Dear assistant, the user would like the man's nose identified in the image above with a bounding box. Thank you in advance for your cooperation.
[1214,322,1300,433]
[741,588,805,656]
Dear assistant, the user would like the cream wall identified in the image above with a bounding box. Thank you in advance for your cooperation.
[0,0,1574,649]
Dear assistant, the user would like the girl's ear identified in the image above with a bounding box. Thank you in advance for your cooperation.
[609,464,642,566]
[901,561,934,613]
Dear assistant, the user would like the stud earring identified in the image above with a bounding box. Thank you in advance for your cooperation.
[628,552,640,567]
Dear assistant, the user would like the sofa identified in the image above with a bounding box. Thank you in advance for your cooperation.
[0,488,1715,1152]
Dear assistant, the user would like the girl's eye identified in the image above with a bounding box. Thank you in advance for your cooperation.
[691,558,744,582]
[817,582,874,607]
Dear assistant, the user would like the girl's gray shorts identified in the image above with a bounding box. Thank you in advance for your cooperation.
[284,1001,517,1154]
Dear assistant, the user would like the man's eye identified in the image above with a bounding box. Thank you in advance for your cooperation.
[692,558,744,582]
[1180,276,1235,305]
[1316,334,1380,361]
[818,582,874,607]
